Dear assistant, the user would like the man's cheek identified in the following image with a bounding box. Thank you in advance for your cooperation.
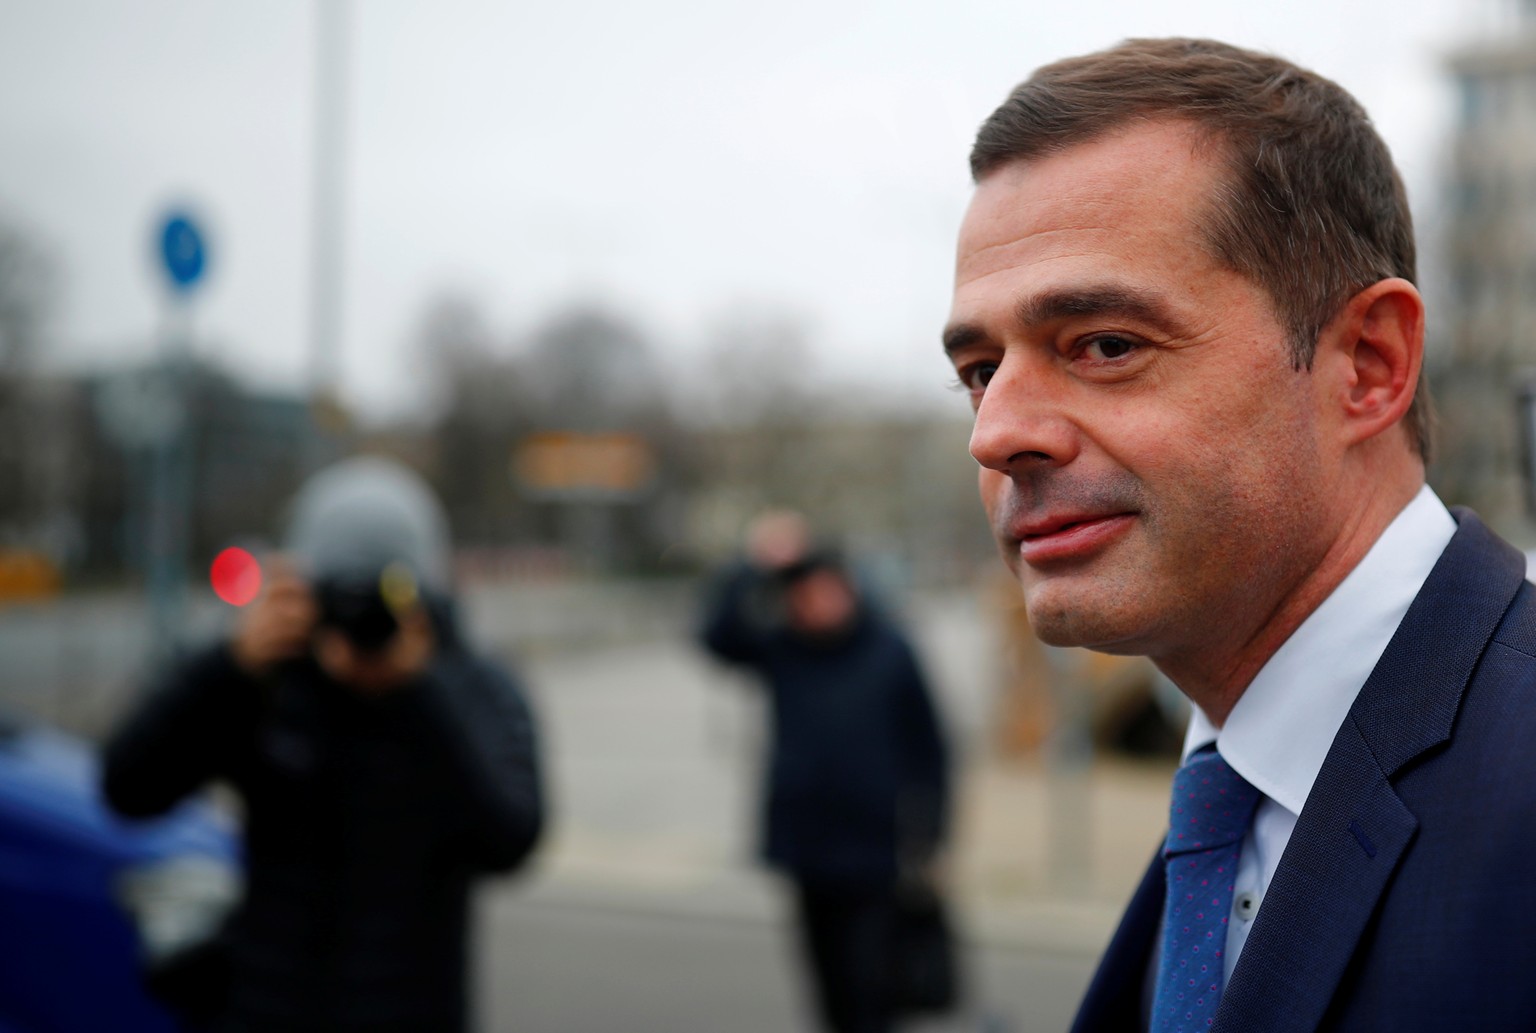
[978,468,1004,516]
[976,471,1022,575]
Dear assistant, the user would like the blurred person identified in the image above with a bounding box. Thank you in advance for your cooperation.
[946,37,1536,1032]
[102,456,544,1033]
[699,510,951,1033]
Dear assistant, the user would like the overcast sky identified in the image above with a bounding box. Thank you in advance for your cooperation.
[0,0,1510,419]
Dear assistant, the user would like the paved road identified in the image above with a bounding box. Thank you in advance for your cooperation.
[478,881,1096,1033]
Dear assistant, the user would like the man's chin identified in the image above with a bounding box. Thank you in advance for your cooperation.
[1020,579,1151,654]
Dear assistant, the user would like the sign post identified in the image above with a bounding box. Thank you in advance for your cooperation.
[160,214,208,294]
[146,208,208,661]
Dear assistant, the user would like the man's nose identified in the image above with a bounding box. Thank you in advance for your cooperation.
[968,361,1079,474]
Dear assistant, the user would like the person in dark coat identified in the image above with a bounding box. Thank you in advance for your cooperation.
[102,456,544,1033]
[699,510,951,1033]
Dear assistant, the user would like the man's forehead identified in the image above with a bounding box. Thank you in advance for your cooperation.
[968,119,1215,213]
[954,121,1224,280]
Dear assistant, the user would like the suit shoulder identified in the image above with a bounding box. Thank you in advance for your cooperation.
[1491,578,1536,659]
[1448,581,1536,808]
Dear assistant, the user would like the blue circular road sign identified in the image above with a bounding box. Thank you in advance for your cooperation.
[158,211,208,293]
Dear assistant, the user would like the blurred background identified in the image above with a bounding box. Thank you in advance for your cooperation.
[3,0,1536,1029]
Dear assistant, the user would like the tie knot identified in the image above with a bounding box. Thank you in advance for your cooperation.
[1164,747,1260,859]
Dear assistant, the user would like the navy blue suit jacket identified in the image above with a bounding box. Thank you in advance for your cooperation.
[1071,510,1536,1032]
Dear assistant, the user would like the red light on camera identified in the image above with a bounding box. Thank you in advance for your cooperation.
[211,547,262,606]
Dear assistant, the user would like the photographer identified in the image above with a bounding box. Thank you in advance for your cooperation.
[102,457,544,1033]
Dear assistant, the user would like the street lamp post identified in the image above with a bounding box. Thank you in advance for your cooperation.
[308,0,350,459]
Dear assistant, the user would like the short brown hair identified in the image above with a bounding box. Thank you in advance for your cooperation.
[972,37,1431,460]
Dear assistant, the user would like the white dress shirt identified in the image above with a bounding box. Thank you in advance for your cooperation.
[1180,485,1456,986]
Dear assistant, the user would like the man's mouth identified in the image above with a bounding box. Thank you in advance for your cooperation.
[1011,511,1137,564]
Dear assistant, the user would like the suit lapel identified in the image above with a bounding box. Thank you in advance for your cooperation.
[1214,720,1415,1033]
[1070,849,1164,1033]
[1215,510,1525,1033]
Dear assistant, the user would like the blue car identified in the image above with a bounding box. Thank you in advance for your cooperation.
[0,718,239,1033]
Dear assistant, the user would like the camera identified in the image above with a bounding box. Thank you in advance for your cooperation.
[314,562,420,653]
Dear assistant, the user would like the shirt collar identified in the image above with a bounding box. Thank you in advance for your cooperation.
[1182,485,1456,816]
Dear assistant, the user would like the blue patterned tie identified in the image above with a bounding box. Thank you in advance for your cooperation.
[1151,747,1261,1032]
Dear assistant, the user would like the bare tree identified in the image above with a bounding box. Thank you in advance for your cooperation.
[0,212,53,377]
[520,304,667,431]
[687,306,822,429]
[409,294,539,547]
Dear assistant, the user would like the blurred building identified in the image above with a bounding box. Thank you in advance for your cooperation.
[1435,3,1536,538]
[0,372,86,600]
[1,358,333,586]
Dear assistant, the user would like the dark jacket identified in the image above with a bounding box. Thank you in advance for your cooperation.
[700,562,949,884]
[102,605,543,1033]
[1071,510,1536,1033]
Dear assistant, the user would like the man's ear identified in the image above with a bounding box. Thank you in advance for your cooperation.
[1317,277,1423,448]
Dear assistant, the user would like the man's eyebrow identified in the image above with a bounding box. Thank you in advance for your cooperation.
[941,323,985,357]
[943,285,1181,357]
[1016,285,1177,330]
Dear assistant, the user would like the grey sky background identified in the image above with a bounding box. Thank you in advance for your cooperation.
[0,0,1505,420]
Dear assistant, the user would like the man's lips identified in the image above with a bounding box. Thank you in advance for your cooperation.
[1011,512,1137,565]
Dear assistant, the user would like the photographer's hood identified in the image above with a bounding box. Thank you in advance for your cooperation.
[284,456,451,594]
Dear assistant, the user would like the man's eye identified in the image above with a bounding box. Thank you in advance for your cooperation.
[956,363,997,392]
[1083,336,1138,361]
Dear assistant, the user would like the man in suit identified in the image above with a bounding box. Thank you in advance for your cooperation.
[943,37,1536,1032]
